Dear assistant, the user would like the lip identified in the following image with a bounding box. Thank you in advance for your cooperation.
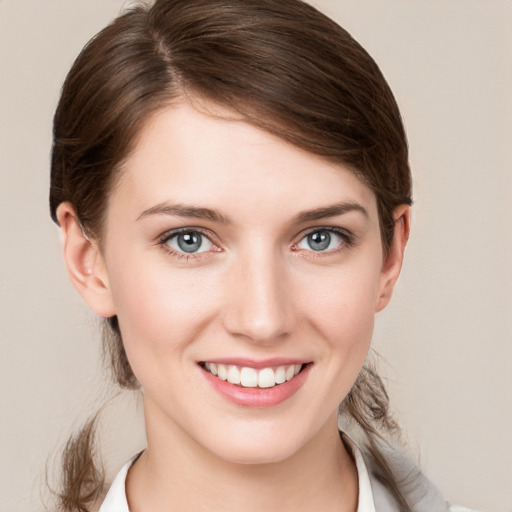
[199,361,313,408]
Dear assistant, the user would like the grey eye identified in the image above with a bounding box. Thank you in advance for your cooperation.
[167,231,213,253]
[298,230,343,252]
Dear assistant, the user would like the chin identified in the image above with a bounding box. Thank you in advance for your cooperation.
[197,420,311,466]
[212,440,300,466]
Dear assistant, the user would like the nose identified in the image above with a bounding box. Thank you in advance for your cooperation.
[221,247,295,345]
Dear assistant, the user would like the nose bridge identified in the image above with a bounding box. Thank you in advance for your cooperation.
[222,243,294,343]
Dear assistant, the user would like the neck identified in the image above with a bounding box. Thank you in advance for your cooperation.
[126,401,358,512]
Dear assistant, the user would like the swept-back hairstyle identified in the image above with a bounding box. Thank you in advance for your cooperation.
[49,0,413,510]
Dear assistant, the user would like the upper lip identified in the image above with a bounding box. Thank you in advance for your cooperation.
[199,357,311,369]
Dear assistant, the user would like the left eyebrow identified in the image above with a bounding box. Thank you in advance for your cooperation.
[292,202,369,224]
[136,202,232,224]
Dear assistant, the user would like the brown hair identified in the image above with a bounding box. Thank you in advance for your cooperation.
[49,0,413,510]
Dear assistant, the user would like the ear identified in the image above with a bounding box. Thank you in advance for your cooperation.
[375,204,411,312]
[56,202,116,318]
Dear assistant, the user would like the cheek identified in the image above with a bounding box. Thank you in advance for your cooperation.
[105,253,222,378]
[299,260,381,347]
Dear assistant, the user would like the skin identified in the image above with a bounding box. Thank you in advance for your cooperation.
[57,101,409,512]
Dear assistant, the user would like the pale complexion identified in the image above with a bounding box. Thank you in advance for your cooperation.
[57,101,409,512]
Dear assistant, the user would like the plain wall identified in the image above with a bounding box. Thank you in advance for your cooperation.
[0,1,511,511]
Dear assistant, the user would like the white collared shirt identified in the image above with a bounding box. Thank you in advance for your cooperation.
[99,434,475,512]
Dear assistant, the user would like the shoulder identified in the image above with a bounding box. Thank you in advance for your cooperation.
[96,453,142,512]
[361,439,478,512]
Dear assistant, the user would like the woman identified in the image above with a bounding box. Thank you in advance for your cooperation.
[49,0,474,510]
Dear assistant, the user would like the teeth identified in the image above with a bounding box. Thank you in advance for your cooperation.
[275,366,286,384]
[258,368,275,388]
[217,364,227,381]
[227,366,241,385]
[240,367,258,387]
[204,363,303,388]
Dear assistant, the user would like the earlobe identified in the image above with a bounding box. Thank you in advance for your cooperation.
[375,205,411,312]
[56,202,116,318]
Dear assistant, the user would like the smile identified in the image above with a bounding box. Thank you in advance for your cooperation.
[199,359,313,407]
[202,362,303,389]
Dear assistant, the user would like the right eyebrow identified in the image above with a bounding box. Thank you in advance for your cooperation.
[136,202,232,224]
[292,201,369,224]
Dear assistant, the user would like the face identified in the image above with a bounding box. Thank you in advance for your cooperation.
[86,102,403,464]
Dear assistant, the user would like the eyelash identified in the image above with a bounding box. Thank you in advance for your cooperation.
[157,226,356,260]
[158,227,219,261]
[291,226,356,258]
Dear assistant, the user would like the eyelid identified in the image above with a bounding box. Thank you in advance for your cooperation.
[156,225,355,259]
[292,226,355,252]
[158,227,222,258]
[297,225,354,241]
[159,226,217,243]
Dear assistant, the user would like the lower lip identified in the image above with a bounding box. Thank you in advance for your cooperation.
[200,364,312,408]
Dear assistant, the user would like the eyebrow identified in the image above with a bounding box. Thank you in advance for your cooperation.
[293,202,369,223]
[136,200,368,225]
[136,202,232,224]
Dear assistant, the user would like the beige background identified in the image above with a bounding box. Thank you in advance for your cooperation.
[1,1,511,511]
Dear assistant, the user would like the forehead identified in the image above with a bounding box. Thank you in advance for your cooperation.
[112,102,378,223]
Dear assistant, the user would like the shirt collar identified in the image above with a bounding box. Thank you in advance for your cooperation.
[342,432,377,512]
